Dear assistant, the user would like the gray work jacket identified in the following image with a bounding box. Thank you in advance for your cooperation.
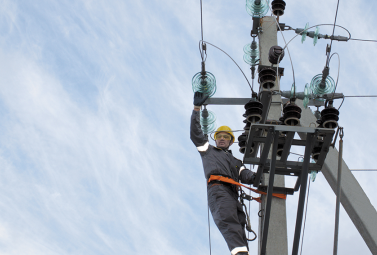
[190,110,256,183]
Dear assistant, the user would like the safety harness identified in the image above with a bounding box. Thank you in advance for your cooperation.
[207,175,287,203]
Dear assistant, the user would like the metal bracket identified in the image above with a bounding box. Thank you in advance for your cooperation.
[251,17,261,36]
[242,124,335,255]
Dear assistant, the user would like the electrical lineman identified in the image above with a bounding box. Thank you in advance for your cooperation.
[190,92,258,255]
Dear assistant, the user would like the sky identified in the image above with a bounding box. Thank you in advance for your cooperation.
[0,0,376,254]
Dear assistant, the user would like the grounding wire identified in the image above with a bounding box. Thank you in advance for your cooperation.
[200,40,254,93]
[299,178,311,255]
[337,97,345,110]
[328,52,340,99]
[326,0,341,67]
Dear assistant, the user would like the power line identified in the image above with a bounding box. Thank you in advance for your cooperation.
[199,0,206,62]
[350,169,377,172]
[326,0,341,67]
[200,40,254,93]
[349,38,377,42]
[200,0,204,43]
[344,95,377,98]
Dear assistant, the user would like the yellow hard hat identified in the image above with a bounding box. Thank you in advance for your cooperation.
[214,126,235,142]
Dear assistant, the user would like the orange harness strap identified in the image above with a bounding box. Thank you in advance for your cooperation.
[208,175,287,202]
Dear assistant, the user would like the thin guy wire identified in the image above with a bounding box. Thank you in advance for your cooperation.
[200,0,205,61]
[326,0,341,67]
[201,40,254,93]
[349,38,377,42]
[299,179,311,255]
[207,204,212,255]
[247,163,251,241]
[350,169,377,172]
[344,95,377,97]
[200,0,203,43]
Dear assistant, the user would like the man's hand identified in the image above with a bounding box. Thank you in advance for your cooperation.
[249,171,262,184]
[193,92,209,108]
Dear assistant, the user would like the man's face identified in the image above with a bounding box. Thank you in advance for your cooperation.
[215,132,233,149]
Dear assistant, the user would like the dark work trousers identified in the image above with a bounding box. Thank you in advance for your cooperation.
[208,183,249,253]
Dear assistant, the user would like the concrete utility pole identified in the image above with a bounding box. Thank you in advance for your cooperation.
[256,16,377,254]
[257,16,288,255]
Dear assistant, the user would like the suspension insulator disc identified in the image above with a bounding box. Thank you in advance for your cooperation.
[192,71,217,97]
[246,0,270,18]
[259,68,277,89]
[271,0,286,16]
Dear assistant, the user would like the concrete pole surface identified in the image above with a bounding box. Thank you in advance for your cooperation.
[258,16,288,255]
[298,100,377,255]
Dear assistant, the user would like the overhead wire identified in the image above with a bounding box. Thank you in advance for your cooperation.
[200,0,204,43]
[200,40,254,93]
[350,169,377,172]
[199,0,206,62]
[199,2,212,255]
[338,94,377,110]
[349,38,377,42]
[326,0,341,67]
[344,95,377,98]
